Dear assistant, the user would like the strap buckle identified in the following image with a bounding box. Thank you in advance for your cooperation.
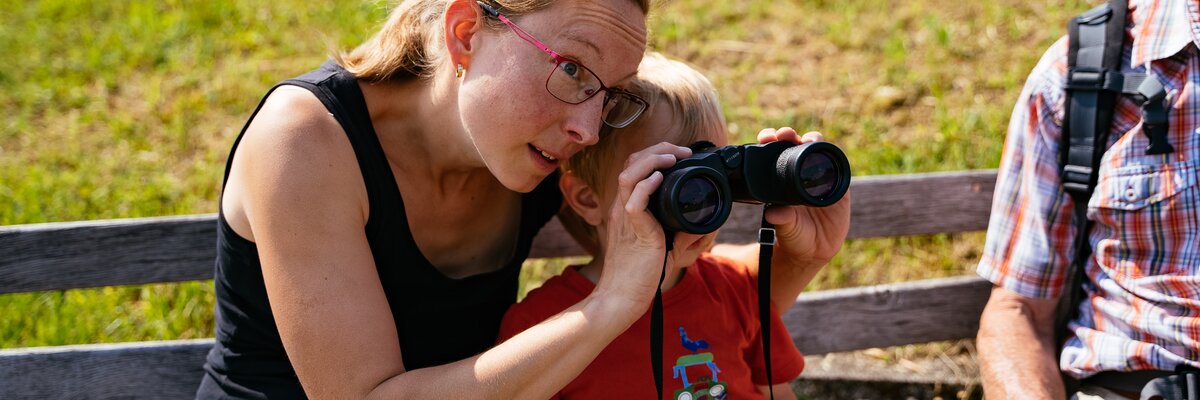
[1066,68,1124,92]
[1062,164,1094,197]
[758,227,777,246]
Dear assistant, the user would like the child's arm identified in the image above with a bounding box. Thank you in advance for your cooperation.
[709,242,824,314]
[758,384,798,400]
[710,128,851,313]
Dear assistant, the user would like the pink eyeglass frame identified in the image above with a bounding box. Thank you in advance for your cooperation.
[476,1,647,127]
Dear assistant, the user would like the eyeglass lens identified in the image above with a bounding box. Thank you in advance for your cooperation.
[546,60,645,128]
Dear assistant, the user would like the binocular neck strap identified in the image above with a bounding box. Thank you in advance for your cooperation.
[650,209,777,400]
[758,209,777,400]
[651,233,671,399]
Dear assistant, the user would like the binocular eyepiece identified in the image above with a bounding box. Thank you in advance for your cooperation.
[650,140,851,234]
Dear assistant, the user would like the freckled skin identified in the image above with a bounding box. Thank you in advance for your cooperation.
[457,0,648,193]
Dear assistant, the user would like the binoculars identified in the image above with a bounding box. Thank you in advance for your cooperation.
[649,141,851,234]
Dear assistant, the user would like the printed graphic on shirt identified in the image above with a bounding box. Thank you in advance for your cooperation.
[672,326,726,400]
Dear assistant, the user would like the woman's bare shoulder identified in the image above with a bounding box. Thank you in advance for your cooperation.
[245,85,347,154]
[227,84,368,230]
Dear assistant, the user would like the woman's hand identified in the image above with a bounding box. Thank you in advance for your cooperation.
[592,142,692,311]
[753,127,851,310]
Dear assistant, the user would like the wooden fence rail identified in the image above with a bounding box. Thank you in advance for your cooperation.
[0,169,999,398]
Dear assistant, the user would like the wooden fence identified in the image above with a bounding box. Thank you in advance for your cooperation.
[0,169,998,398]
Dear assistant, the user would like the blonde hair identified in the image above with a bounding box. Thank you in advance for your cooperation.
[560,52,725,246]
[336,0,651,81]
[563,51,726,193]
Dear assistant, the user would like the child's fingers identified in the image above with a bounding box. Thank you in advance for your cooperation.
[763,204,792,226]
[800,130,825,143]
[757,127,803,144]
[756,128,777,144]
[773,127,801,143]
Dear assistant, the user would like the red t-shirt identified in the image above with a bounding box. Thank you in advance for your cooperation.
[497,253,804,399]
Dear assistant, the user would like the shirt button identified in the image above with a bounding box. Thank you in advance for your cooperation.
[1124,179,1141,201]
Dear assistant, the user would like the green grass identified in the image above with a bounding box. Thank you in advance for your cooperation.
[1,0,1094,348]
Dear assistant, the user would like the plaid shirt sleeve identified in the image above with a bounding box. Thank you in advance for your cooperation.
[976,36,1081,300]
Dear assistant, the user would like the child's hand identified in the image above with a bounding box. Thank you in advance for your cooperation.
[755,127,852,269]
[593,142,692,309]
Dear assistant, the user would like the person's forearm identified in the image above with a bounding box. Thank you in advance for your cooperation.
[977,289,1065,400]
[367,293,639,400]
[759,383,798,399]
[768,248,824,313]
[709,243,823,312]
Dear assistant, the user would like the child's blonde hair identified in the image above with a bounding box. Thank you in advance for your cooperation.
[559,52,725,247]
[562,52,726,194]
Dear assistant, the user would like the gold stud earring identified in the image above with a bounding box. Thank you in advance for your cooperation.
[456,63,465,78]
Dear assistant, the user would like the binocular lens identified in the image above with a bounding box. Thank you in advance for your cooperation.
[677,177,721,224]
[799,152,838,198]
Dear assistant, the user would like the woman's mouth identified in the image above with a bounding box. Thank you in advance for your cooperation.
[529,144,559,171]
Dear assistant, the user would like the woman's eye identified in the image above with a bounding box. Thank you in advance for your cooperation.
[559,62,580,78]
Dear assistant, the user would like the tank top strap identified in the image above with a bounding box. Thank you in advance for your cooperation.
[220,60,403,229]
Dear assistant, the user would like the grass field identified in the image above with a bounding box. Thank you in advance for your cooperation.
[1,0,1092,350]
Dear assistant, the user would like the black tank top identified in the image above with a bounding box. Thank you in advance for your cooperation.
[197,61,562,399]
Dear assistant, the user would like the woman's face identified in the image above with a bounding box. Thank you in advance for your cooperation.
[458,0,648,192]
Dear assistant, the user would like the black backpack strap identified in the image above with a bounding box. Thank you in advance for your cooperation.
[1060,0,1126,200]
[1056,0,1177,344]
[1056,0,1128,392]
[1055,0,1176,393]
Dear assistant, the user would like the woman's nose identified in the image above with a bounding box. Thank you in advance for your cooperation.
[563,95,606,146]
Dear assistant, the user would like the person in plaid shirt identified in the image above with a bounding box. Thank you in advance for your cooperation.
[976,0,1200,399]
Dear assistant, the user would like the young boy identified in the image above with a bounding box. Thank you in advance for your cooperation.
[497,52,804,399]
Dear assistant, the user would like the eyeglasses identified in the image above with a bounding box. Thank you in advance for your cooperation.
[477,1,647,129]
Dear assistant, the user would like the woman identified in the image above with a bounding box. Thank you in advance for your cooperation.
[199,0,848,398]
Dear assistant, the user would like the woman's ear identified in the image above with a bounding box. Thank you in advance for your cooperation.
[444,0,485,73]
[558,171,604,227]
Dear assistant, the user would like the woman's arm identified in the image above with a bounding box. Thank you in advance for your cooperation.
[397,143,693,399]
[228,87,406,398]
[228,90,688,399]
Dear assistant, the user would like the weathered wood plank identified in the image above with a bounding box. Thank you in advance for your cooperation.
[715,169,997,243]
[538,170,998,252]
[0,214,217,294]
[785,275,992,355]
[845,170,996,238]
[0,276,991,398]
[0,339,212,399]
[0,170,997,294]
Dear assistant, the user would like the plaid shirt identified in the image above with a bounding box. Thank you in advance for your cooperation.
[978,0,1200,377]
